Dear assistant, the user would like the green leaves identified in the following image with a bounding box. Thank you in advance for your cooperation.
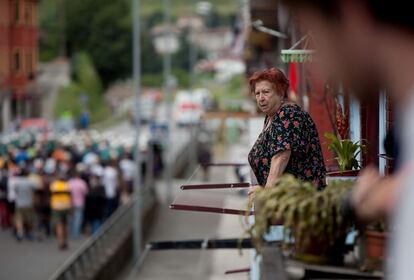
[54,52,110,123]
[324,132,366,171]
[246,175,354,254]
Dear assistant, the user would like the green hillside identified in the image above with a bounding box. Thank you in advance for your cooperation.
[141,0,239,16]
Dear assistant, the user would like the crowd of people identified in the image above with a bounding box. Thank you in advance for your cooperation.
[0,129,161,250]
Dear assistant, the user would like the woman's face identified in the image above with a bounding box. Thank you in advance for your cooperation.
[254,80,283,115]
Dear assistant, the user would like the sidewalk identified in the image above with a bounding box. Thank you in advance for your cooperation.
[131,139,252,280]
[0,230,87,280]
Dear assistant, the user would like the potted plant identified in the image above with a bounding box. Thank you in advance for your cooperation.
[360,222,387,272]
[324,132,366,179]
[248,175,354,265]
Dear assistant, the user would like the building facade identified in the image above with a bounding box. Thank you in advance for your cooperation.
[0,0,38,132]
[246,0,395,173]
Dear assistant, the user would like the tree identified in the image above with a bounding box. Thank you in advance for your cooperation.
[54,52,109,123]
[39,0,61,61]
[39,0,210,88]
[64,0,132,86]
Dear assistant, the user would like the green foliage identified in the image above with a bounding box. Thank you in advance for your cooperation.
[205,8,236,28]
[54,83,83,119]
[228,74,245,93]
[324,132,366,171]
[172,68,190,88]
[39,0,236,86]
[73,53,104,96]
[207,74,247,111]
[141,31,163,76]
[146,10,168,28]
[54,52,109,123]
[141,74,163,88]
[39,0,61,61]
[140,0,238,17]
[247,175,354,254]
[64,0,132,86]
[141,69,190,88]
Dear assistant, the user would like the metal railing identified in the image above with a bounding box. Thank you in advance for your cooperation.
[49,188,155,280]
[48,133,194,280]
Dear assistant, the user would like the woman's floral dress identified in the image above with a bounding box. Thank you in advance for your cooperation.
[248,104,326,189]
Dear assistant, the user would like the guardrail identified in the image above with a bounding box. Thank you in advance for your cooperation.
[49,132,196,280]
[48,201,133,280]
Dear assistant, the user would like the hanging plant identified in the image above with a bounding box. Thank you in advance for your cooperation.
[246,175,354,263]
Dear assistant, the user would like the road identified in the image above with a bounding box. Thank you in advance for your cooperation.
[0,230,87,280]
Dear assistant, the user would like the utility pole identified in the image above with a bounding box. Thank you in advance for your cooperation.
[132,0,142,264]
[163,0,173,203]
[188,0,199,176]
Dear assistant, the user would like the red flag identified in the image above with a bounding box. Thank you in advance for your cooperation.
[288,62,298,101]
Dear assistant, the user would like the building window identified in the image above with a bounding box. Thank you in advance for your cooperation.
[13,50,22,73]
[26,52,31,73]
[26,51,34,78]
[32,2,38,26]
[14,0,20,24]
[24,0,32,25]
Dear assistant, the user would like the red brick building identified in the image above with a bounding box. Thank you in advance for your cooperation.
[0,0,38,131]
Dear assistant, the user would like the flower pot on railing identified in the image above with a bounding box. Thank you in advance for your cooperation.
[365,231,387,260]
[327,169,360,183]
[359,230,387,272]
[249,175,354,266]
[294,231,347,265]
[324,132,367,182]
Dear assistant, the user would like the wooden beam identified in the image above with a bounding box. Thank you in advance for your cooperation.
[201,111,258,120]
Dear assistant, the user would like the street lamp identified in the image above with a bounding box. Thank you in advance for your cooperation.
[148,0,179,204]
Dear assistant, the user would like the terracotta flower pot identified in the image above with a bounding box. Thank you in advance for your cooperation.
[365,231,387,260]
[294,232,347,265]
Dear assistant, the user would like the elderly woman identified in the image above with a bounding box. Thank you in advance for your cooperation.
[248,68,326,197]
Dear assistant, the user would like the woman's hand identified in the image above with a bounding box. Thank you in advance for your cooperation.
[351,165,402,221]
[248,185,263,202]
[351,165,382,209]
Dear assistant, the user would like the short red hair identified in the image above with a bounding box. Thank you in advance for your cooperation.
[249,68,290,98]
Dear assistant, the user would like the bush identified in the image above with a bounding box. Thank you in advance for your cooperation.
[73,53,104,100]
[141,74,163,88]
[54,83,83,120]
[54,52,110,124]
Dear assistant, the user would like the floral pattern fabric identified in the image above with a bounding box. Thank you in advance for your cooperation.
[248,104,326,189]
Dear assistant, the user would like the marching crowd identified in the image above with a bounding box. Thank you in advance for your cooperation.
[0,130,162,250]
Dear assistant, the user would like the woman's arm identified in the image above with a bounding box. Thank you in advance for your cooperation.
[248,150,291,199]
[265,150,291,188]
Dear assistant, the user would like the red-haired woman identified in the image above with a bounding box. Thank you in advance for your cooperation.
[247,68,326,198]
